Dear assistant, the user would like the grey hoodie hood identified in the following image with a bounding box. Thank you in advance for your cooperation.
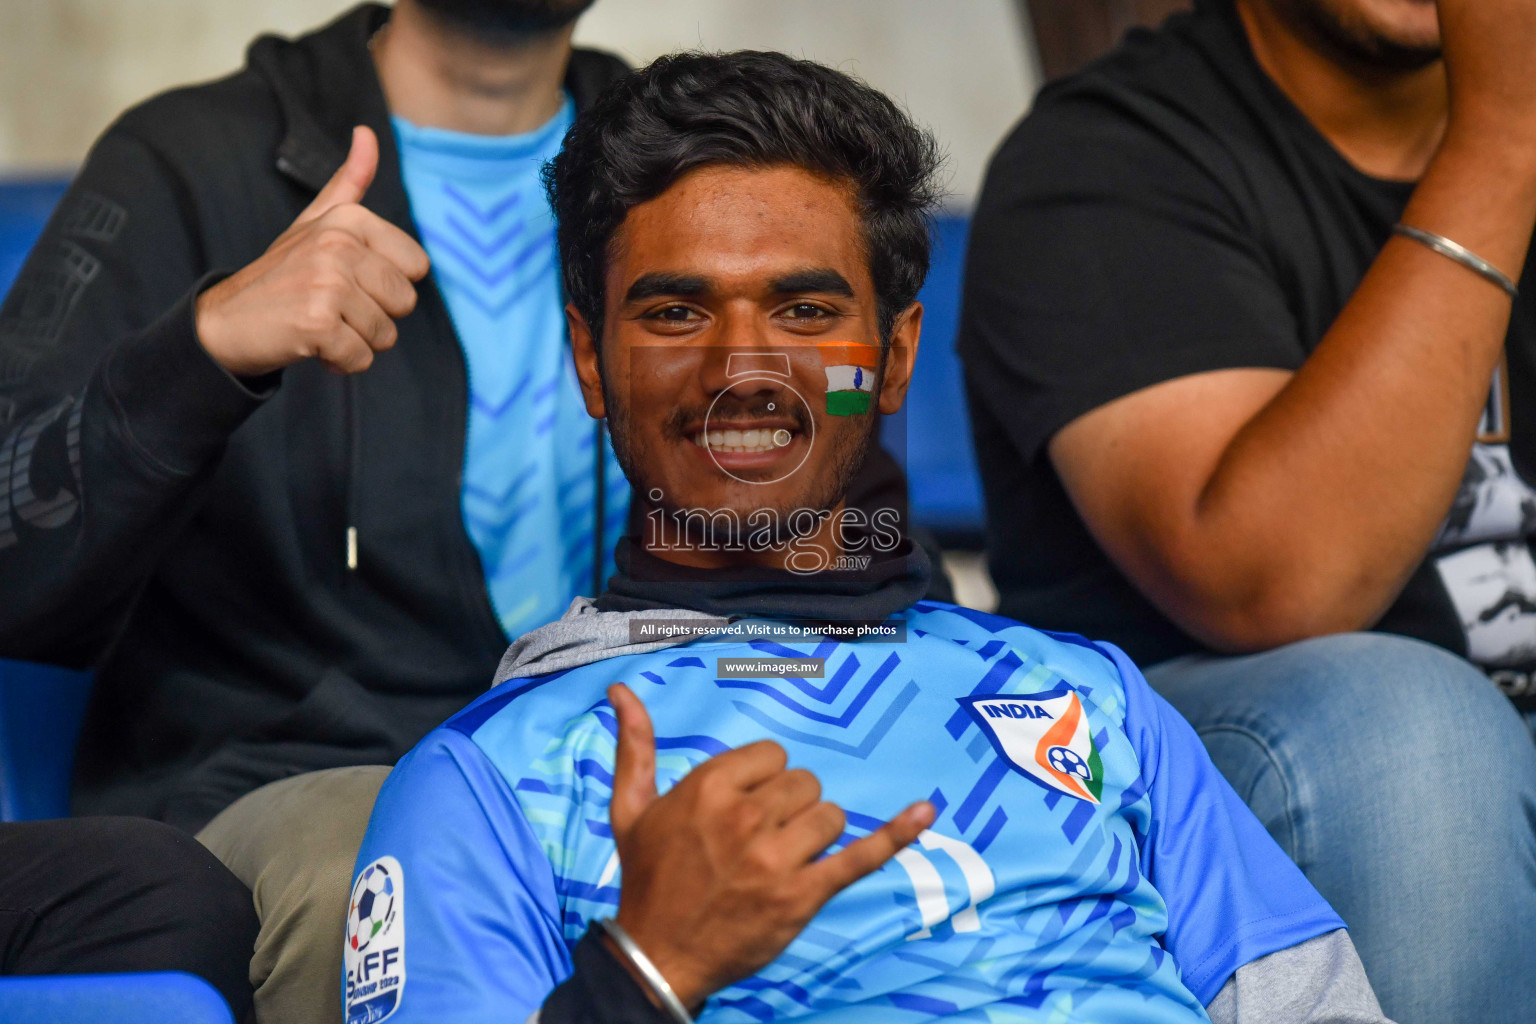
[495,535,936,684]
[493,598,724,683]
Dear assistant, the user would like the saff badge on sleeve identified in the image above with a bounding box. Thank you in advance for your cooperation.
[345,856,406,1024]
[960,689,1103,803]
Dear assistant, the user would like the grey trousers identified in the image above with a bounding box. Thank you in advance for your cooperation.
[197,766,392,1024]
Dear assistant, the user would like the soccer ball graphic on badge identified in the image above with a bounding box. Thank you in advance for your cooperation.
[347,862,397,953]
[1047,745,1091,781]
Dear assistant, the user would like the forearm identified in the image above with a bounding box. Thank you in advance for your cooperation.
[0,281,270,661]
[0,121,279,660]
[1138,138,1536,647]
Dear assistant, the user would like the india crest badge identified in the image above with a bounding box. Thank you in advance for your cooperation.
[960,689,1103,803]
[817,341,879,416]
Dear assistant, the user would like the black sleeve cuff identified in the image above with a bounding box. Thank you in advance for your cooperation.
[101,272,279,477]
[539,927,676,1024]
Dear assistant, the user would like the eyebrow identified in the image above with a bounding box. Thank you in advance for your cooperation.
[624,272,708,303]
[769,268,854,297]
[622,267,857,304]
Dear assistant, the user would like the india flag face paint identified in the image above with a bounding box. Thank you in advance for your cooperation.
[817,342,880,416]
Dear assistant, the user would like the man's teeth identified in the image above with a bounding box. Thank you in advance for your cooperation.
[690,428,791,453]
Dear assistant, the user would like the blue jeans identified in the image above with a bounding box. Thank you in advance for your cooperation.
[1147,633,1536,1024]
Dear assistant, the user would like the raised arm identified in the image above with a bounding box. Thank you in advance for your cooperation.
[1046,0,1536,652]
[0,125,425,663]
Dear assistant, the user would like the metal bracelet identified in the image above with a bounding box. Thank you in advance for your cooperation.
[1393,223,1519,299]
[597,918,695,1024]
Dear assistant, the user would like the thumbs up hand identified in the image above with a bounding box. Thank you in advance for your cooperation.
[605,684,934,1011]
[195,126,431,377]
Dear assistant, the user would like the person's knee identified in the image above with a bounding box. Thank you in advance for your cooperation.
[199,767,389,951]
[199,766,392,894]
[1156,633,1536,865]
[1280,633,1530,771]
[264,765,391,880]
[144,823,261,991]
[1236,634,1536,869]
[43,818,258,1016]
[1192,726,1299,853]
[77,817,255,918]
[195,768,391,1023]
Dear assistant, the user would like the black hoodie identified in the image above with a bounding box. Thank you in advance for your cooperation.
[0,4,630,830]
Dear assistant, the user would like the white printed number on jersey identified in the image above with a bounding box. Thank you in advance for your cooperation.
[345,856,406,1024]
[893,830,996,940]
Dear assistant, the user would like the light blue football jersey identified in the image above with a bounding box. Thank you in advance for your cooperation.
[346,602,1341,1023]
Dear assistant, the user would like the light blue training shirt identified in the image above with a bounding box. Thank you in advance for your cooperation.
[393,101,628,639]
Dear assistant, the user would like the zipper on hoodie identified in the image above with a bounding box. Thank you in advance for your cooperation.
[451,317,506,639]
[345,374,360,573]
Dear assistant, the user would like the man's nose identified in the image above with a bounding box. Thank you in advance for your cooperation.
[699,350,788,402]
[702,310,820,394]
[698,324,789,393]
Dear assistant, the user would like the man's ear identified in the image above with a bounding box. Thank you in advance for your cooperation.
[877,302,923,415]
[566,304,608,419]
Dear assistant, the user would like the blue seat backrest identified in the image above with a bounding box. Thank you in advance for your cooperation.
[0,972,234,1024]
[0,176,69,295]
[881,214,986,542]
[2,178,92,823]
[0,659,93,821]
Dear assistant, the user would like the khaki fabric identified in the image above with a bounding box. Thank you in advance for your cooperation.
[198,766,391,1024]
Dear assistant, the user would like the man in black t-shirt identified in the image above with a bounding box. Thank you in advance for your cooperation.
[961,0,1536,1021]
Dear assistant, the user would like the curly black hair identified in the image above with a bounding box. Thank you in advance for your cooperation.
[544,50,944,342]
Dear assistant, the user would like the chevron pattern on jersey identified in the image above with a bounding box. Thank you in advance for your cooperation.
[470,604,1212,1022]
[394,106,627,638]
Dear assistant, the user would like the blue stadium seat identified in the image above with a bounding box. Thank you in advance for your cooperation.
[882,214,986,542]
[0,972,234,1024]
[0,660,93,821]
[0,176,68,295]
[1,177,92,824]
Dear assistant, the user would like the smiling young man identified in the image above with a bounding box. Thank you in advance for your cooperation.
[344,51,1393,1024]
